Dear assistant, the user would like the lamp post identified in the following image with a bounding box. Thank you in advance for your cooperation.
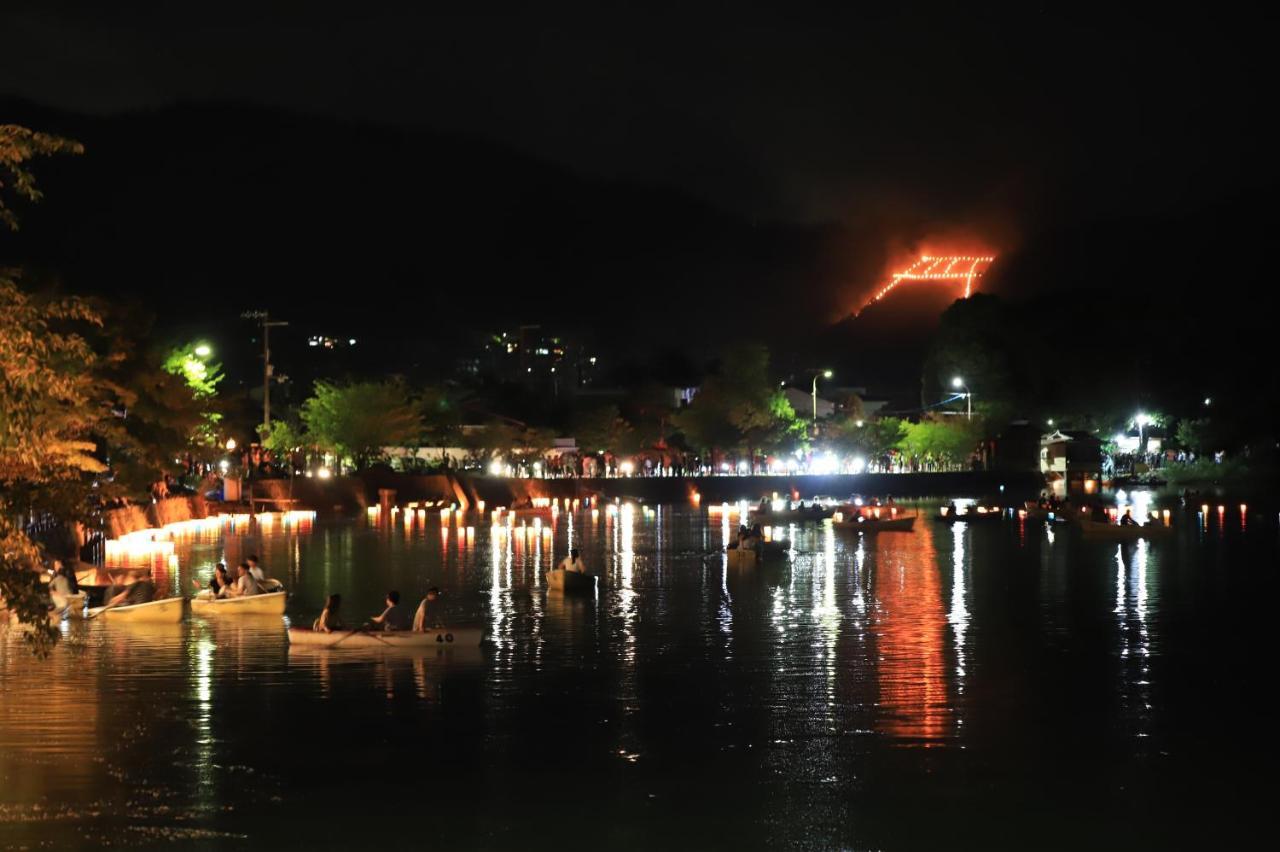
[952,376,972,420]
[242,311,289,433]
[812,369,833,426]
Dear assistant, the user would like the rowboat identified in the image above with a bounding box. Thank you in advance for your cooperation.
[87,596,186,623]
[1078,518,1174,540]
[288,625,483,648]
[192,590,287,616]
[726,540,788,567]
[834,514,916,533]
[53,592,87,617]
[937,508,1007,524]
[545,569,598,593]
[751,506,835,523]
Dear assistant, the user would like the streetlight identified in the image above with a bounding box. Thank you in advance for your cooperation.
[952,376,972,420]
[1135,412,1152,453]
[812,369,833,425]
[194,343,212,358]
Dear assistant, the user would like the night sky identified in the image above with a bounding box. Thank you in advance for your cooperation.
[2,5,1276,378]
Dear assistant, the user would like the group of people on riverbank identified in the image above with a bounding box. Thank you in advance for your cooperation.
[312,587,444,634]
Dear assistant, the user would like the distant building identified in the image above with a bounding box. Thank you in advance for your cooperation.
[1040,429,1103,498]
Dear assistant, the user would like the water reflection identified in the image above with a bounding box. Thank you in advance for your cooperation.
[873,522,952,745]
[1114,540,1154,740]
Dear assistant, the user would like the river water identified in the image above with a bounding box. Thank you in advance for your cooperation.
[2,502,1276,850]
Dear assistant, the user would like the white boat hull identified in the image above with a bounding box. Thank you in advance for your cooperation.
[192,591,287,616]
[288,625,483,648]
[88,597,186,623]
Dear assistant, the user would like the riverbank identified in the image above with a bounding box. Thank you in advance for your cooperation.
[235,470,1045,515]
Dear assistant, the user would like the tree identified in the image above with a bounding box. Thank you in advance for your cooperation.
[827,415,906,468]
[898,416,980,470]
[674,344,802,469]
[1,273,105,653]
[572,404,631,455]
[300,380,422,471]
[1,125,83,231]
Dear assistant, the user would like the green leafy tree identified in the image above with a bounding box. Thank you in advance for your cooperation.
[827,416,906,467]
[300,380,422,471]
[898,416,980,470]
[674,344,801,469]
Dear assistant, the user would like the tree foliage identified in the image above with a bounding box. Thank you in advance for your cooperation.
[1,125,83,231]
[300,380,422,470]
[897,416,980,469]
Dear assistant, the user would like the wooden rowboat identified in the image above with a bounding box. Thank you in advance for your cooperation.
[545,569,598,593]
[288,625,483,649]
[1078,518,1174,540]
[192,590,287,616]
[87,596,186,623]
[834,515,916,533]
[726,540,788,567]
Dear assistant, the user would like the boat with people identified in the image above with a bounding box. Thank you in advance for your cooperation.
[726,539,788,567]
[833,514,916,533]
[749,502,835,524]
[191,590,287,616]
[545,568,598,592]
[86,596,186,623]
[1077,518,1174,540]
[288,624,484,648]
[936,505,1008,524]
[52,592,87,617]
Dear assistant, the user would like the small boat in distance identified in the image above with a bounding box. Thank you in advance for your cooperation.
[545,569,598,593]
[833,514,916,533]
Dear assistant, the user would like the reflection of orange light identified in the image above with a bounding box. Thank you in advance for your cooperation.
[855,254,995,316]
[874,523,950,744]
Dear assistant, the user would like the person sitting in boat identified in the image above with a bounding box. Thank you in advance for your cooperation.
[226,562,261,597]
[106,579,156,608]
[193,563,231,598]
[49,561,78,597]
[1119,509,1138,526]
[558,549,586,573]
[246,555,284,592]
[313,593,344,633]
[413,587,443,631]
[370,590,411,631]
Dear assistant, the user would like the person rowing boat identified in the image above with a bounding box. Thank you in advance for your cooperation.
[370,590,410,631]
[413,587,443,631]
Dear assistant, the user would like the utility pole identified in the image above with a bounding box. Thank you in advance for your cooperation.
[242,311,289,434]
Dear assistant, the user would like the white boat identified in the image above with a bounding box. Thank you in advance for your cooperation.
[191,590,287,616]
[87,596,186,623]
[288,625,483,649]
[1078,518,1174,540]
[545,569,598,593]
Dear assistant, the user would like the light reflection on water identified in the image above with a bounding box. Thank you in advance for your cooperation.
[2,505,1276,849]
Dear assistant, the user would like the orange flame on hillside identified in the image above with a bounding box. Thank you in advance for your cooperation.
[854,253,996,317]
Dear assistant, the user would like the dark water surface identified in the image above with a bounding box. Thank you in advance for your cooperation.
[3,504,1277,850]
